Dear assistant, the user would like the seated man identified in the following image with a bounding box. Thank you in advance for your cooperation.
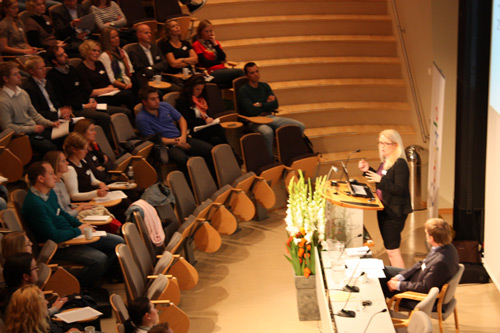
[46,46,114,144]
[127,24,178,90]
[136,86,213,178]
[381,218,459,298]
[22,161,124,289]
[238,62,305,159]
[0,61,59,158]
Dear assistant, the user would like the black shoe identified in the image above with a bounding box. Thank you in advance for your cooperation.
[187,0,206,13]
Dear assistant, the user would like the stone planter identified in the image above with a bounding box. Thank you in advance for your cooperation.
[294,275,320,321]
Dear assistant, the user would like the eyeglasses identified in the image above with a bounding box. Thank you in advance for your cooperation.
[30,265,39,272]
[378,141,395,147]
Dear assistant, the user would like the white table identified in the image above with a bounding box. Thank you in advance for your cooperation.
[319,251,395,333]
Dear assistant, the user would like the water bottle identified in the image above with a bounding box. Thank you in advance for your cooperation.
[127,166,134,184]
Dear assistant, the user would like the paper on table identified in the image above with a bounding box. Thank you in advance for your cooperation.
[94,190,127,203]
[344,258,384,270]
[330,291,362,302]
[0,176,8,184]
[346,246,371,257]
[51,120,70,140]
[193,118,220,132]
[72,117,85,123]
[98,90,119,97]
[74,230,107,239]
[54,306,102,323]
[83,215,110,221]
[107,182,135,189]
[97,103,107,110]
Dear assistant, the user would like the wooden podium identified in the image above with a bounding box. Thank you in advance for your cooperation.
[324,182,383,248]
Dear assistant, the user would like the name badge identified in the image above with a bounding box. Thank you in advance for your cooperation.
[421,263,426,271]
[147,66,153,70]
[46,21,51,25]
[19,27,23,32]
[182,46,187,50]
[99,70,105,75]
[382,170,387,175]
[75,81,80,86]
[92,155,97,161]
[155,55,160,60]
[56,208,60,215]
[86,169,91,175]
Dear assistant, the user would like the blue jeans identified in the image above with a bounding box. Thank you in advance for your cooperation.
[249,115,306,159]
[53,233,124,288]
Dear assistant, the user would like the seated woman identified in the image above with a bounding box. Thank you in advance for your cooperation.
[124,297,160,333]
[91,0,127,31]
[158,19,198,76]
[61,132,133,223]
[99,27,134,92]
[77,39,135,116]
[24,0,65,50]
[176,74,228,146]
[4,284,80,333]
[192,20,244,88]
[0,0,38,56]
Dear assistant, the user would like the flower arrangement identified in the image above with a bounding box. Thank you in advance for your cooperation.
[284,171,327,277]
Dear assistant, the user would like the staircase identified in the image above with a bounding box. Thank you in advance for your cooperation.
[196,0,418,177]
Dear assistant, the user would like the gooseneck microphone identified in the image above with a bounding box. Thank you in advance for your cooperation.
[338,149,361,183]
[336,233,363,261]
[326,164,339,181]
[342,248,370,292]
[362,309,388,333]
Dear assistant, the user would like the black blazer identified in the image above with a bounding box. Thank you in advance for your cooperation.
[22,76,61,121]
[51,4,87,40]
[126,42,169,84]
[371,158,412,217]
[400,243,459,293]
[175,95,207,130]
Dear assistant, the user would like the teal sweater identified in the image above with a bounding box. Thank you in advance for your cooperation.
[22,189,82,243]
[238,82,279,117]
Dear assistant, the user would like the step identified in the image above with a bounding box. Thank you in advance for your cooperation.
[304,124,416,154]
[269,79,408,105]
[255,57,402,81]
[197,0,388,20]
[221,35,398,61]
[276,102,412,127]
[212,15,393,40]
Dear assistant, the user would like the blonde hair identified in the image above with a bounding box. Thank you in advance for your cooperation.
[63,132,89,157]
[5,285,49,333]
[379,129,406,170]
[24,55,44,72]
[425,218,453,245]
[79,39,101,59]
[1,231,29,260]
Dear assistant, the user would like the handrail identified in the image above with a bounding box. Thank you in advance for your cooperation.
[391,0,429,143]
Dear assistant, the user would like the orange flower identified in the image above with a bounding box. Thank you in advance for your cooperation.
[298,248,305,258]
[299,258,303,264]
[306,244,311,251]
[298,239,306,248]
[286,236,293,246]
[300,228,306,236]
[304,267,311,278]
[305,252,310,258]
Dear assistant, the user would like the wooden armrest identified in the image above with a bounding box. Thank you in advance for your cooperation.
[151,300,171,305]
[131,155,144,159]
[147,274,173,279]
[43,290,54,294]
[155,254,180,259]
[107,170,124,174]
[48,264,58,268]
[393,291,428,301]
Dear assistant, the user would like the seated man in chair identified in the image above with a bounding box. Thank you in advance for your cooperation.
[381,218,459,298]
[238,62,305,160]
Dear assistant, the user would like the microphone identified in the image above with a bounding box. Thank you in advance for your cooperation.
[336,285,357,318]
[326,164,339,181]
[342,248,370,292]
[362,309,388,333]
[338,149,361,183]
[336,233,363,261]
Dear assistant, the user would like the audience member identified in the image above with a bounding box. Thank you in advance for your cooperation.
[238,62,305,159]
[158,19,198,75]
[149,323,174,333]
[127,24,172,87]
[99,27,134,91]
[381,218,459,298]
[46,46,115,143]
[73,119,114,183]
[22,161,124,288]
[0,61,59,157]
[77,39,135,114]
[1,231,33,262]
[0,0,38,55]
[62,132,133,222]
[136,86,213,178]
[22,55,72,123]
[124,297,159,333]
[91,0,127,31]
[176,74,228,145]
[24,0,65,50]
[51,0,91,56]
[192,20,244,88]
[5,284,79,333]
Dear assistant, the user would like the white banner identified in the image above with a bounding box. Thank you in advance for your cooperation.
[427,63,446,218]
